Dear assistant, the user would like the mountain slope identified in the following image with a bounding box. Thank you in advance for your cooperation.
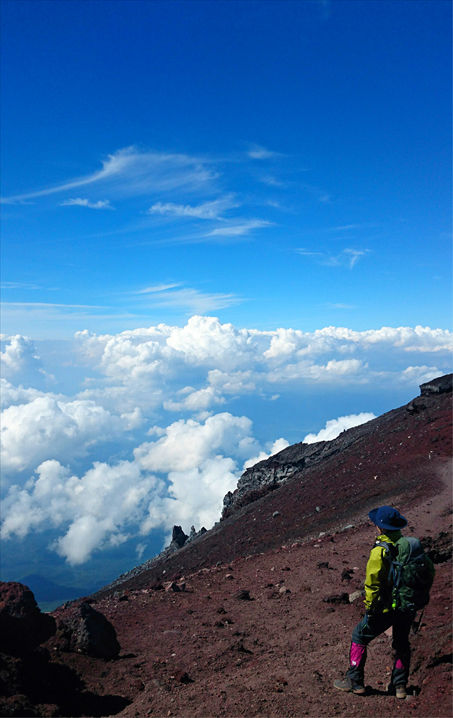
[96,374,452,598]
[4,376,451,718]
[60,375,451,718]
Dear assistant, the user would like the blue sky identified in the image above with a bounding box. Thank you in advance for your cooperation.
[2,0,451,335]
[1,1,452,597]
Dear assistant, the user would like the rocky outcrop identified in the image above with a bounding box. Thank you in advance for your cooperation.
[0,582,55,655]
[222,374,453,519]
[52,601,120,658]
[169,525,189,551]
[221,434,364,519]
[168,524,207,551]
[100,525,208,594]
[420,374,452,396]
[0,583,128,717]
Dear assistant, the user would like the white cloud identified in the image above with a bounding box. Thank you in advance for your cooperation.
[148,194,237,220]
[1,412,266,563]
[163,385,225,412]
[206,219,272,237]
[1,395,140,475]
[259,175,286,187]
[1,458,159,564]
[74,318,453,415]
[1,147,217,204]
[135,413,258,473]
[343,248,369,268]
[1,282,41,290]
[141,287,243,313]
[0,335,42,379]
[136,283,181,294]
[303,412,376,444]
[133,286,243,313]
[267,358,366,383]
[296,247,370,268]
[400,365,442,384]
[1,319,451,567]
[60,198,114,210]
[136,413,262,534]
[247,144,281,160]
[0,378,48,409]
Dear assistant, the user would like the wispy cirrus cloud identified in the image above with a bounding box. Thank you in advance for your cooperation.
[206,219,273,237]
[1,147,218,204]
[247,144,282,160]
[343,248,370,268]
[296,247,370,269]
[136,283,181,295]
[60,198,114,210]
[147,194,237,220]
[1,281,41,290]
[259,175,286,188]
[134,284,243,313]
[326,303,357,310]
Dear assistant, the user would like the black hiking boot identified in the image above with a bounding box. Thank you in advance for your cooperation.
[333,677,366,695]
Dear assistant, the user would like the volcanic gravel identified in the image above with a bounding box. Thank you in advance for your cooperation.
[36,386,452,718]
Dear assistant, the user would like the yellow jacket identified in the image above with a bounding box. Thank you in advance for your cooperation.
[364,530,401,612]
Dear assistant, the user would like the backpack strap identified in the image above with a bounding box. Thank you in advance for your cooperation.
[374,540,402,589]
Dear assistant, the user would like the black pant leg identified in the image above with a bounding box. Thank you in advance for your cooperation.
[391,612,414,687]
[346,612,392,686]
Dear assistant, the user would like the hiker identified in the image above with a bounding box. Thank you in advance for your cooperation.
[334,505,434,699]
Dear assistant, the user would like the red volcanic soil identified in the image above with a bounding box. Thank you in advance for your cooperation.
[52,465,451,718]
[4,381,453,717]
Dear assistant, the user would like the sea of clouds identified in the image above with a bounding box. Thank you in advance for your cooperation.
[1,317,451,573]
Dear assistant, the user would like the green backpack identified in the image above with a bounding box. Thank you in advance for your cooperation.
[377,536,435,613]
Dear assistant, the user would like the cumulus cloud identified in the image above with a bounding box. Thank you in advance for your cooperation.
[163,385,225,412]
[1,395,141,476]
[1,318,451,567]
[400,365,442,384]
[1,458,160,564]
[1,412,266,563]
[135,413,259,473]
[0,335,43,380]
[0,378,48,409]
[303,412,376,444]
[74,318,452,416]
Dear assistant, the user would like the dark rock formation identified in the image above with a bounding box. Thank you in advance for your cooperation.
[187,525,207,543]
[170,525,188,550]
[0,582,55,655]
[52,601,120,659]
[0,583,129,717]
[323,593,350,604]
[105,525,208,593]
[420,374,453,396]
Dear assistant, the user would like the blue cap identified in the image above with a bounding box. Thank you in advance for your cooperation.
[368,505,407,530]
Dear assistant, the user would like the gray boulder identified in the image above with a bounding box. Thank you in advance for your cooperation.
[54,601,120,659]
